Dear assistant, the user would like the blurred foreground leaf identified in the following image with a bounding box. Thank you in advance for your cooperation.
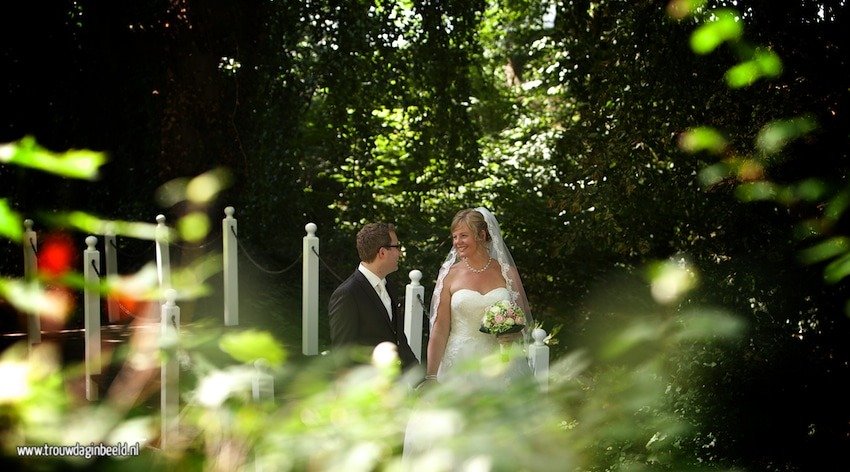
[690,9,742,54]
[0,198,23,241]
[219,330,287,366]
[799,237,850,265]
[725,49,782,88]
[43,211,162,240]
[675,308,745,342]
[0,136,106,180]
[755,116,817,155]
[679,126,728,154]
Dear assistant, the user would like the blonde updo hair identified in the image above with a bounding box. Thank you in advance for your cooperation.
[451,209,490,242]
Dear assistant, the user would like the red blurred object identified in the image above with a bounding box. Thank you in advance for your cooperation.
[38,233,77,277]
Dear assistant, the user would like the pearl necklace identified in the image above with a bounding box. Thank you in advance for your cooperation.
[464,256,492,274]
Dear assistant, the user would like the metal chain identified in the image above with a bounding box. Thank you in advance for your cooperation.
[232,226,302,275]
[311,246,345,283]
[90,259,101,277]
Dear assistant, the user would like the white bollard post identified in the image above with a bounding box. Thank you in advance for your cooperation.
[302,223,319,356]
[404,270,425,363]
[22,219,41,347]
[252,359,274,403]
[529,328,549,392]
[155,214,171,299]
[83,235,102,401]
[223,207,239,326]
[104,224,119,323]
[160,289,180,451]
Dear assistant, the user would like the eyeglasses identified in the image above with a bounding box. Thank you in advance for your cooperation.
[383,244,402,250]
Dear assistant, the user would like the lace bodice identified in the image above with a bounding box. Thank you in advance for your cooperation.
[437,287,510,381]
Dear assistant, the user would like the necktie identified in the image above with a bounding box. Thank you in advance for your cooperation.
[377,281,392,320]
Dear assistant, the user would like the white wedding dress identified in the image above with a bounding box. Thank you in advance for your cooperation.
[402,287,530,462]
[436,287,509,382]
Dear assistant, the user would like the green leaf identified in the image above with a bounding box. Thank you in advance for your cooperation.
[178,212,211,243]
[697,163,731,187]
[795,178,828,202]
[675,309,745,342]
[799,237,850,265]
[754,49,783,77]
[667,0,708,19]
[0,136,107,180]
[735,181,777,201]
[43,211,162,240]
[824,189,850,222]
[690,9,743,54]
[0,199,23,242]
[219,330,287,366]
[824,252,850,284]
[756,116,817,155]
[725,49,783,89]
[725,61,760,88]
[601,321,661,359]
[679,127,727,154]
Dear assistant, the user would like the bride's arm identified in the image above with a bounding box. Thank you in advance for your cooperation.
[426,273,453,380]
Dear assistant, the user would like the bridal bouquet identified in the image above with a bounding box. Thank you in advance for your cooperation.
[479,299,526,335]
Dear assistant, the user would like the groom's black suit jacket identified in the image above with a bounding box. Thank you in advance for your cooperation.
[328,270,419,369]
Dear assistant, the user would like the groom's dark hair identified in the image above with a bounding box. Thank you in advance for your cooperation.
[357,222,396,262]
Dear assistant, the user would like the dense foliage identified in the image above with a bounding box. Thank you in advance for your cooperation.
[3,0,850,470]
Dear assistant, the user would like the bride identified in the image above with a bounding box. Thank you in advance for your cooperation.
[402,208,534,461]
[424,207,533,384]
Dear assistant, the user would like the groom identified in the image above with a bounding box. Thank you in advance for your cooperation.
[328,222,419,370]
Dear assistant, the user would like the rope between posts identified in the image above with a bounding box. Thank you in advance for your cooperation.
[416,293,429,313]
[311,246,345,283]
[231,226,301,275]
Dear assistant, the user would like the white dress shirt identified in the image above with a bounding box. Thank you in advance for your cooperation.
[358,264,392,320]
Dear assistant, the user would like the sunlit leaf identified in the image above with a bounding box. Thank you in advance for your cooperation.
[0,136,106,180]
[824,189,850,222]
[795,178,828,202]
[799,237,850,265]
[725,61,760,88]
[0,278,72,319]
[725,49,782,88]
[675,309,744,342]
[690,9,743,54]
[735,181,777,201]
[178,212,211,242]
[678,127,727,154]
[601,321,661,359]
[697,163,731,187]
[155,178,189,207]
[186,168,232,203]
[824,252,850,284]
[647,258,698,304]
[666,0,708,19]
[169,254,222,299]
[754,49,782,77]
[756,116,817,155]
[219,330,287,366]
[0,199,23,242]
[44,211,163,240]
